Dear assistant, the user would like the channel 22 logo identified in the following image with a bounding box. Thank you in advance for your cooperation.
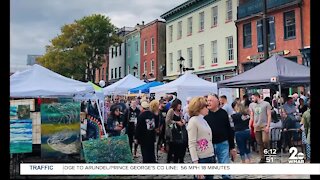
[288,147,305,163]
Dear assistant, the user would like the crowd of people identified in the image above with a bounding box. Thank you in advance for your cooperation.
[79,91,311,179]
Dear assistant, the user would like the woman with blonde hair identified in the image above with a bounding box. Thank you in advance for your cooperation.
[187,97,215,179]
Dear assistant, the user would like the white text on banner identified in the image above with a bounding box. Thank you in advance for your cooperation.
[20,164,320,175]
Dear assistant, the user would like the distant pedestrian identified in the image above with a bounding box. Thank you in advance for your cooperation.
[135,101,157,163]
[128,100,140,157]
[165,99,188,163]
[105,105,123,137]
[231,102,251,163]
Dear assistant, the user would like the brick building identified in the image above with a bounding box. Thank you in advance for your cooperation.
[236,0,310,95]
[140,19,166,82]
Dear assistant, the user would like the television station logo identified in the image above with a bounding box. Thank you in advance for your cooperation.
[288,147,305,163]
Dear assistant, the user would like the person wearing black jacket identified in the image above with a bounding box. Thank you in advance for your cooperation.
[128,100,140,157]
[280,108,296,153]
[135,101,157,163]
[205,94,235,179]
[105,105,123,137]
[231,102,251,163]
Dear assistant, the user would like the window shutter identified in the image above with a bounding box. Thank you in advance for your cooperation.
[257,20,263,52]
[269,16,276,50]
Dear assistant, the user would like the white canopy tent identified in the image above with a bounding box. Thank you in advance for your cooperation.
[10,64,107,137]
[103,74,146,96]
[10,64,95,98]
[150,71,218,107]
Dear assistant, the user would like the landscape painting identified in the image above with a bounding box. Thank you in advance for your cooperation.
[41,102,81,159]
[82,135,133,163]
[10,119,33,154]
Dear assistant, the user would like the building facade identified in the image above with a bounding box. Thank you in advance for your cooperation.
[108,27,134,84]
[237,0,310,72]
[140,19,166,82]
[161,0,238,82]
[27,55,42,66]
[95,53,109,85]
[124,24,144,79]
[236,0,310,96]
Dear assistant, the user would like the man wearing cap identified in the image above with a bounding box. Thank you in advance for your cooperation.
[135,101,157,163]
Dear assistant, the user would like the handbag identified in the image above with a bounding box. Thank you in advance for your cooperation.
[171,124,188,144]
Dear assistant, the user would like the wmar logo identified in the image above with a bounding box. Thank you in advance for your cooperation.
[288,147,305,163]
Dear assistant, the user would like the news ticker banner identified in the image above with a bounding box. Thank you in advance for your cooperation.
[20,164,320,175]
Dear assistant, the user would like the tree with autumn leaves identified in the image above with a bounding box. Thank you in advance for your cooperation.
[37,14,121,82]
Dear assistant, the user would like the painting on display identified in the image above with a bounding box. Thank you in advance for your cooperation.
[82,135,133,163]
[10,105,32,154]
[41,102,81,158]
[10,105,18,119]
[10,99,35,111]
[18,105,30,119]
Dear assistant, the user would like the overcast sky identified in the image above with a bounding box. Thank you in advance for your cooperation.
[10,0,187,71]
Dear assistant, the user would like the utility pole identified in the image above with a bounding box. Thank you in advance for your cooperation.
[262,0,269,60]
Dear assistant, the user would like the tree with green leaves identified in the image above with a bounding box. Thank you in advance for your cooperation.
[37,14,121,81]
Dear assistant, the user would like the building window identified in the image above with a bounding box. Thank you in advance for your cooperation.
[211,6,218,27]
[144,61,147,74]
[111,47,114,58]
[177,50,182,60]
[169,25,173,42]
[187,17,192,36]
[111,68,113,79]
[127,65,130,75]
[169,53,173,72]
[101,68,104,80]
[199,44,205,66]
[119,67,121,78]
[151,37,155,52]
[135,41,139,54]
[187,47,193,68]
[226,0,232,21]
[199,12,204,32]
[115,46,118,57]
[119,43,122,56]
[151,60,154,72]
[243,23,252,48]
[213,75,221,82]
[226,36,233,61]
[115,68,117,79]
[144,40,147,55]
[177,21,182,39]
[211,40,218,64]
[257,17,276,52]
[284,11,296,39]
[127,44,131,57]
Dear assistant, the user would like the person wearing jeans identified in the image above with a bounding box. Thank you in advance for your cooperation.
[231,102,251,163]
[205,94,236,179]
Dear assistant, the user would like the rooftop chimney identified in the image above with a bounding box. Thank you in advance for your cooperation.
[142,21,144,25]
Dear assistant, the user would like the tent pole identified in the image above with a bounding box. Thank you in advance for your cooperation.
[278,83,282,107]
[94,94,107,138]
